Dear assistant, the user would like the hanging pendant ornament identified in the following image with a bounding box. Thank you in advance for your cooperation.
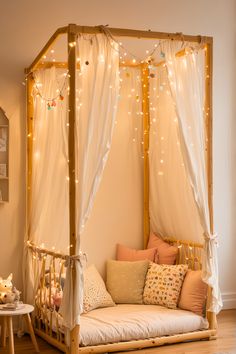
[146,56,154,64]
[160,51,165,58]
[32,70,68,110]
[150,73,155,78]
[85,61,89,65]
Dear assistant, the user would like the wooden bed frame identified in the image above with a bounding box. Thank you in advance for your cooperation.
[25,24,215,353]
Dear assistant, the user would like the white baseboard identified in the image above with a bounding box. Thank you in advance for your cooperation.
[222,292,236,310]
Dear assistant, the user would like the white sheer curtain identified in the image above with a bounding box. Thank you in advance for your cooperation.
[24,67,69,304]
[162,41,222,313]
[60,33,120,330]
[149,64,203,243]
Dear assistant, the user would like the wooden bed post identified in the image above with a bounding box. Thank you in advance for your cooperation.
[142,63,150,248]
[26,73,34,238]
[205,39,217,333]
[67,23,80,353]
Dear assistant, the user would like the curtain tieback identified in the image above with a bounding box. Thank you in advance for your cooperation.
[64,252,87,268]
[203,232,219,246]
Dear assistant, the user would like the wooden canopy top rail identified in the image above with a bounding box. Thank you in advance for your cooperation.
[32,46,201,70]
[25,24,213,74]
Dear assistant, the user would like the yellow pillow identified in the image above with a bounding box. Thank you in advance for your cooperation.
[106,260,149,304]
[143,263,188,309]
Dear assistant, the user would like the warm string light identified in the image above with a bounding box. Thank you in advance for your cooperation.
[114,38,170,67]
[34,74,67,110]
[23,44,77,109]
[26,40,205,171]
[26,43,207,272]
[149,65,183,176]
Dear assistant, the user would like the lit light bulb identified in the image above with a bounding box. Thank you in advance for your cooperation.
[34,151,40,160]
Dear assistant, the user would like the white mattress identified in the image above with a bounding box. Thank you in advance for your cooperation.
[80,304,209,347]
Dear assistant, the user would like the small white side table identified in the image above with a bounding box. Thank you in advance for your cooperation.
[0,304,39,354]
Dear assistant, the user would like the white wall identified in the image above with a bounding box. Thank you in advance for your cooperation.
[0,0,235,308]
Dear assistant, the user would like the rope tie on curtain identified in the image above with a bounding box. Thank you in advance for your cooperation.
[98,25,114,40]
[203,232,219,252]
[64,252,87,268]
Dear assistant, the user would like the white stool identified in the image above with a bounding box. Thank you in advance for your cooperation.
[0,304,39,353]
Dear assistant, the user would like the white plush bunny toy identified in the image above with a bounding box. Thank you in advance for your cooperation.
[0,274,16,304]
[0,273,13,292]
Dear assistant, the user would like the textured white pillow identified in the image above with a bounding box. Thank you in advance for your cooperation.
[83,264,115,313]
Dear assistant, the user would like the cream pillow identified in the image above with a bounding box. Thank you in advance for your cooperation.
[106,260,149,304]
[143,263,188,309]
[83,264,115,313]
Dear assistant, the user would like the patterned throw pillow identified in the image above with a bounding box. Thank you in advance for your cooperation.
[83,264,115,313]
[143,263,188,309]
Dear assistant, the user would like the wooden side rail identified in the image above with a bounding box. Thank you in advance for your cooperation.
[27,243,67,351]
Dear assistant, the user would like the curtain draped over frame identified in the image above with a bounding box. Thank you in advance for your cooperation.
[60,33,120,330]
[24,67,69,305]
[162,41,222,313]
[149,64,203,243]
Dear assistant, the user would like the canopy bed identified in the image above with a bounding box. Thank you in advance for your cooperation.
[24,24,222,353]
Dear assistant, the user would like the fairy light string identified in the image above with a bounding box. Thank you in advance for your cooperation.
[25,29,208,258]
[26,30,207,177]
[24,27,204,110]
[33,71,68,110]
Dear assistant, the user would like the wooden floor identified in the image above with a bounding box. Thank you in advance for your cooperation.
[1,310,235,353]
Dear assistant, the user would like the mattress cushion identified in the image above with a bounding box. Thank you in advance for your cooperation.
[80,304,209,346]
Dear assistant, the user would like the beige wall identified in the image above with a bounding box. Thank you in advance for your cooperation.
[0,0,235,308]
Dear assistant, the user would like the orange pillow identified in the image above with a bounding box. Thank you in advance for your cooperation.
[178,270,208,316]
[147,232,178,265]
[116,244,157,262]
